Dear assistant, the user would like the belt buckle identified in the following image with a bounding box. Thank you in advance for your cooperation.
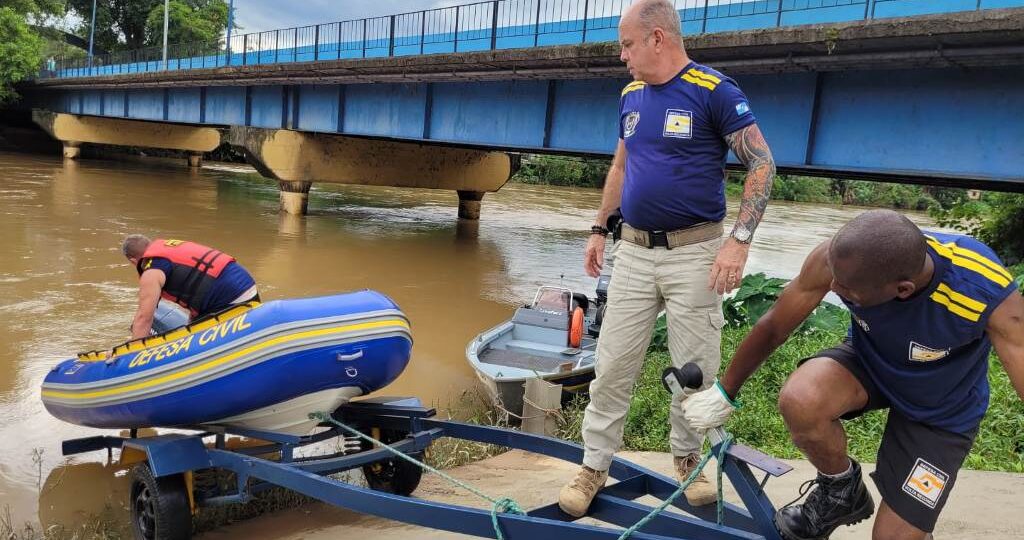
[650,230,664,249]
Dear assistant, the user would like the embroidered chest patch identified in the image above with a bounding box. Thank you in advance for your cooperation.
[663,109,692,139]
[908,341,951,362]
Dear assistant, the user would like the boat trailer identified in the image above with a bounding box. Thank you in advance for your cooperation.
[62,395,793,540]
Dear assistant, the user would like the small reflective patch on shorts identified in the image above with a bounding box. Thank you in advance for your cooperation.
[902,458,949,509]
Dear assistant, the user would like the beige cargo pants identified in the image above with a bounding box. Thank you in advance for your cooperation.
[581,237,725,472]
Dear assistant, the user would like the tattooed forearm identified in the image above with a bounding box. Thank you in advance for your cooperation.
[725,123,775,242]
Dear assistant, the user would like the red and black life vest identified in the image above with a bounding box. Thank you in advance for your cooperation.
[137,239,236,316]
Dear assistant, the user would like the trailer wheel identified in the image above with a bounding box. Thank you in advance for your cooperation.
[129,464,192,540]
[361,429,424,496]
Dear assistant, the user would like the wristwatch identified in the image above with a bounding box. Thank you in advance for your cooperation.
[731,224,753,244]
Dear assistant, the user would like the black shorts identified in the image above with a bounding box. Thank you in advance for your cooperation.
[800,342,979,533]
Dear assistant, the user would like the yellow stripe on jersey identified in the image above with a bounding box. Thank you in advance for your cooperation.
[926,236,1012,282]
[681,73,716,91]
[935,283,987,313]
[930,290,982,322]
[926,237,1012,287]
[686,68,722,85]
[621,81,646,97]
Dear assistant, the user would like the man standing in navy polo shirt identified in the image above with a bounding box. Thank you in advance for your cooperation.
[559,0,776,517]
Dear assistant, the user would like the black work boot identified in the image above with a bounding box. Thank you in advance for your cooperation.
[775,459,875,540]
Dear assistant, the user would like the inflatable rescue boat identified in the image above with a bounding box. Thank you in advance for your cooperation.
[41,290,412,435]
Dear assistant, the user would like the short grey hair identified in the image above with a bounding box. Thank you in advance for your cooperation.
[633,0,684,45]
[122,234,152,258]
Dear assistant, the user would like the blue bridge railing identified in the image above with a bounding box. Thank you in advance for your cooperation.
[40,0,1024,79]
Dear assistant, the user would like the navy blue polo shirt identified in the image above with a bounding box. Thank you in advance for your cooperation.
[842,232,1018,434]
[619,61,757,231]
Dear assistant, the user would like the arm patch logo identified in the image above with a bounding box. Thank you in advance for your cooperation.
[624,111,640,138]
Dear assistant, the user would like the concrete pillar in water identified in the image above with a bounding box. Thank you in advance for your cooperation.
[62,141,81,159]
[279,181,312,215]
[227,127,514,219]
[457,190,485,220]
[187,152,203,169]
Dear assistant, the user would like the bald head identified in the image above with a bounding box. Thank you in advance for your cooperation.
[621,0,684,48]
[830,210,927,287]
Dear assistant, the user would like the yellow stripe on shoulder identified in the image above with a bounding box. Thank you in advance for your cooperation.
[935,283,986,313]
[930,290,982,322]
[681,73,716,91]
[926,237,1011,287]
[621,81,646,97]
[686,68,722,85]
[926,235,1012,282]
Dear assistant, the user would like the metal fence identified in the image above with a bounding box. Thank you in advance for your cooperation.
[40,0,1009,79]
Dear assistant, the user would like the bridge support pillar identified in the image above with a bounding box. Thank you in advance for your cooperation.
[62,141,81,159]
[187,152,203,169]
[227,127,514,219]
[457,190,485,220]
[279,181,312,215]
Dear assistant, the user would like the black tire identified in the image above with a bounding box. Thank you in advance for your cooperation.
[129,464,192,540]
[361,429,424,496]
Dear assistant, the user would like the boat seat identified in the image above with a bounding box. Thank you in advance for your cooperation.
[504,340,578,355]
[511,307,569,330]
[478,348,576,372]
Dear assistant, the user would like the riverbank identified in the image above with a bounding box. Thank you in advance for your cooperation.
[510,154,964,211]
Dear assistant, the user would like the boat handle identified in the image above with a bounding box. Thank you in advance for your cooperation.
[336,350,364,362]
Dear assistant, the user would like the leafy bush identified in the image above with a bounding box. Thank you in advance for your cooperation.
[771,175,835,203]
[722,272,849,335]
[512,154,610,188]
[647,273,848,355]
[931,193,1024,266]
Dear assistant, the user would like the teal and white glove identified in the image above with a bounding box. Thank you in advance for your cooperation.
[682,380,740,430]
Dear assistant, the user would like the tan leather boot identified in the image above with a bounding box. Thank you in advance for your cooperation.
[558,466,609,518]
[674,454,717,506]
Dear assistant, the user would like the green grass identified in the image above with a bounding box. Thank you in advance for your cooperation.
[559,325,1024,472]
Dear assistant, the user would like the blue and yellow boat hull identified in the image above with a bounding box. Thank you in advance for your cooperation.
[41,290,412,433]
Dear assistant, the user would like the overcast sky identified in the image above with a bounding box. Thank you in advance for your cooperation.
[232,0,466,34]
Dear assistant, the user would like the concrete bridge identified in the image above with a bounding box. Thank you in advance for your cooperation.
[24,1,1024,217]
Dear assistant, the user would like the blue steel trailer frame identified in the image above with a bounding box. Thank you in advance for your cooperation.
[60,396,793,540]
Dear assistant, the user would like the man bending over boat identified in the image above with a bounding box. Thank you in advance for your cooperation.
[121,235,260,339]
[682,210,1024,540]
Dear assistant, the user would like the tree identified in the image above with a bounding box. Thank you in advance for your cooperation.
[144,0,229,49]
[66,0,155,52]
[66,0,230,53]
[0,0,63,105]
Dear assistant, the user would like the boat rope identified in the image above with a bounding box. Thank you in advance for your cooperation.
[617,434,734,540]
[309,411,525,540]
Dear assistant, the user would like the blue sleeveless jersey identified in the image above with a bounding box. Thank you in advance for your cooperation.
[842,232,1018,434]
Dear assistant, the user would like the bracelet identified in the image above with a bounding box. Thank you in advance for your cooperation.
[590,225,609,237]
